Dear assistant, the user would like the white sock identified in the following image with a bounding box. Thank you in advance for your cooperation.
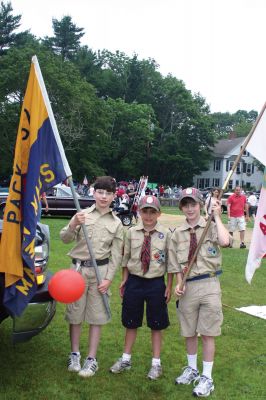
[122,353,131,362]
[71,351,80,356]
[152,357,161,366]
[187,354,197,371]
[202,361,213,379]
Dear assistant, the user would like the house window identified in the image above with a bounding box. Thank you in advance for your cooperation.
[228,180,233,190]
[213,159,221,171]
[212,178,220,187]
[197,178,205,189]
[236,180,239,186]
[226,160,234,171]
[246,182,251,189]
[242,162,246,173]
[246,163,253,175]
[236,163,241,174]
[205,178,210,188]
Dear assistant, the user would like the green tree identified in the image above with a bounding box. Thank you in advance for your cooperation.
[44,16,84,61]
[0,1,21,54]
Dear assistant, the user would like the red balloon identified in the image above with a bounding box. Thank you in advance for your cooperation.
[48,269,86,303]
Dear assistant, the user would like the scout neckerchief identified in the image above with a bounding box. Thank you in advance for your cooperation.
[141,229,155,274]
[188,227,198,264]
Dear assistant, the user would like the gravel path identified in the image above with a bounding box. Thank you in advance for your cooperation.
[159,213,253,249]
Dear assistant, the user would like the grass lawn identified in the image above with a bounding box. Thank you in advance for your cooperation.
[0,213,266,400]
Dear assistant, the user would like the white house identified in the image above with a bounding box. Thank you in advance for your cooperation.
[193,136,263,191]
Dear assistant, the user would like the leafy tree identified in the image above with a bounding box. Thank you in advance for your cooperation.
[211,109,258,137]
[0,1,21,54]
[44,16,84,61]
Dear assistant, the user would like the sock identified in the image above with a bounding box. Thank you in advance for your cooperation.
[187,354,197,371]
[71,351,80,356]
[152,357,161,366]
[202,361,213,379]
[122,353,131,362]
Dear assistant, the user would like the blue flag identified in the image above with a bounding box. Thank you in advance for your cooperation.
[0,56,72,316]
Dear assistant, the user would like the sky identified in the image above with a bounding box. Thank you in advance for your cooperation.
[9,0,266,113]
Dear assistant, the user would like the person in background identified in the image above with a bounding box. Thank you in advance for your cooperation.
[204,188,221,220]
[227,186,249,248]
[247,192,258,221]
[38,192,48,221]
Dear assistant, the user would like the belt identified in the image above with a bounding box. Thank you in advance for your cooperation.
[72,258,109,268]
[186,270,222,282]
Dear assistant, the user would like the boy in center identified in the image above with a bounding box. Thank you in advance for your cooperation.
[110,195,173,380]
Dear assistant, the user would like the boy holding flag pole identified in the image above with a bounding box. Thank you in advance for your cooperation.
[168,103,266,397]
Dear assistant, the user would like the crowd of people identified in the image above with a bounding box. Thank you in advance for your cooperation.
[58,175,239,398]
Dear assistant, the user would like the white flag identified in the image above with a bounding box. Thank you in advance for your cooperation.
[246,103,266,165]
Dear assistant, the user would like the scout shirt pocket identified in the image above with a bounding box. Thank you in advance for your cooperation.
[176,241,189,265]
[200,236,221,260]
[100,224,117,248]
[130,237,143,261]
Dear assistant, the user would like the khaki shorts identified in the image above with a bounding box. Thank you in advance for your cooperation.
[228,216,246,232]
[65,264,111,325]
[177,277,223,337]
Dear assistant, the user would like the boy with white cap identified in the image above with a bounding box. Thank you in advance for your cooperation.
[168,187,231,397]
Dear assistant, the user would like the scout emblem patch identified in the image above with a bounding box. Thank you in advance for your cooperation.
[158,232,164,239]
[153,250,165,263]
[207,247,217,256]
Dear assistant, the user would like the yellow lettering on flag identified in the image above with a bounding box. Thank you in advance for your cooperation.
[0,60,48,286]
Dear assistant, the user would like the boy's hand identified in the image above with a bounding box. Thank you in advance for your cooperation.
[69,211,86,229]
[212,200,222,216]
[119,280,127,298]
[98,279,111,294]
[175,284,185,297]
[164,286,172,303]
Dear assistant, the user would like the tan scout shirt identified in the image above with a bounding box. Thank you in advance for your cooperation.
[60,204,124,281]
[168,216,221,277]
[122,221,170,279]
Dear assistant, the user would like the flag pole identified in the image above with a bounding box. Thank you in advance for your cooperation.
[179,103,266,290]
[68,178,112,319]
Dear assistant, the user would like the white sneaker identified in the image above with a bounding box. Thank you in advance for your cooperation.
[110,358,132,374]
[175,366,199,385]
[193,375,214,397]
[78,358,98,378]
[147,365,162,380]
[67,353,81,372]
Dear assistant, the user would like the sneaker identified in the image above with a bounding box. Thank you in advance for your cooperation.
[109,358,132,374]
[147,364,162,380]
[78,358,98,378]
[67,353,81,372]
[240,242,246,249]
[175,366,199,385]
[193,375,214,397]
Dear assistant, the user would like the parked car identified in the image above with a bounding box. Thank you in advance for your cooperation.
[0,218,56,343]
[221,192,234,213]
[42,184,95,217]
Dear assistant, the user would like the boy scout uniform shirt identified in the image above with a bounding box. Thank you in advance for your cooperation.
[60,204,124,281]
[168,216,222,277]
[122,221,170,278]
